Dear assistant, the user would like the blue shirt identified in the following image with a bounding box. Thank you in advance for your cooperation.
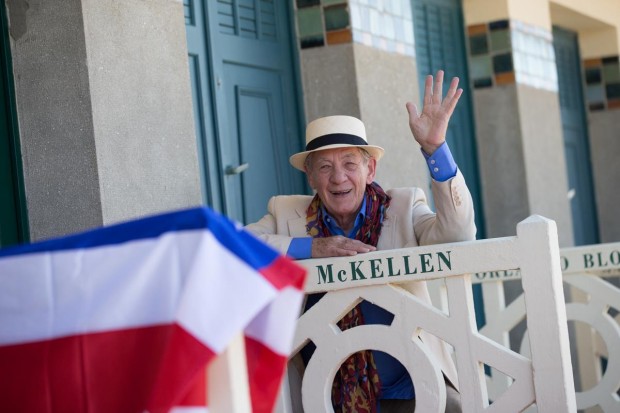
[289,142,458,400]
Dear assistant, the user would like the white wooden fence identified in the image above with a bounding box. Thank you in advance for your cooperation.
[277,216,577,412]
[466,242,620,412]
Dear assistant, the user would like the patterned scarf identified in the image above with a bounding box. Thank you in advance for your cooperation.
[306,182,391,413]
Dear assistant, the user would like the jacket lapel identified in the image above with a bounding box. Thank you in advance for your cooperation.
[288,205,308,237]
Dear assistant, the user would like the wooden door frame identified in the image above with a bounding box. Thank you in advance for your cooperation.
[0,3,28,246]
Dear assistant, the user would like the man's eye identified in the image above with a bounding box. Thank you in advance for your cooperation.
[319,165,331,171]
[346,162,358,169]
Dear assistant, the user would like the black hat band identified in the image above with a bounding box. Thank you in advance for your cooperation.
[305,133,368,151]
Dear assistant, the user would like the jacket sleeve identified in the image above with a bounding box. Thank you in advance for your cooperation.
[244,196,296,255]
[412,170,477,246]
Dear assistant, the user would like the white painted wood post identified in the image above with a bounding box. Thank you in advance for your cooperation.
[207,332,252,413]
[445,275,489,411]
[517,216,576,412]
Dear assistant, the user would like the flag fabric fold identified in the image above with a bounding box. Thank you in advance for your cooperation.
[0,207,306,413]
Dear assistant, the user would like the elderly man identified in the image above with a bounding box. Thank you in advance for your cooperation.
[247,71,475,413]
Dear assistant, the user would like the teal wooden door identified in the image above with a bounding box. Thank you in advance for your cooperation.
[412,0,486,327]
[553,26,599,245]
[0,5,25,248]
[412,0,485,237]
[185,0,305,224]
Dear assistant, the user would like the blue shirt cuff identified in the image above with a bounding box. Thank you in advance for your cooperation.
[420,141,458,182]
[287,237,312,260]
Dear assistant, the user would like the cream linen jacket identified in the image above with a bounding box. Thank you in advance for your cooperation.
[246,170,476,388]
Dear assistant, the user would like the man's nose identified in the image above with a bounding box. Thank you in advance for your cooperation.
[329,166,347,183]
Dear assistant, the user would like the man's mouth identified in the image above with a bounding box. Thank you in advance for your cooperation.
[330,189,352,197]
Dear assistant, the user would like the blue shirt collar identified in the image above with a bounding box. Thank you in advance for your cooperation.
[321,196,367,238]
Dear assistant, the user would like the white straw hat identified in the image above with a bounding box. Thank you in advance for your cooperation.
[289,115,385,171]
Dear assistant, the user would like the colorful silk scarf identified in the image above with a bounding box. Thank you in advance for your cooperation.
[306,182,391,413]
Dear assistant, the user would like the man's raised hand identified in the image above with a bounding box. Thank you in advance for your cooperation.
[405,70,463,155]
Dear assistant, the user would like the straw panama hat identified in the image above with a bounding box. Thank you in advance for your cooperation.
[289,115,385,171]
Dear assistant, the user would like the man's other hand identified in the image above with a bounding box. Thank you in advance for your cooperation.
[311,236,377,258]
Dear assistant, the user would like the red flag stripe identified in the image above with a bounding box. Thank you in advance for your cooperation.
[245,336,290,413]
[0,324,214,413]
[259,255,307,291]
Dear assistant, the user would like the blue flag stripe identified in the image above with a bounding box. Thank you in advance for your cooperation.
[0,207,280,272]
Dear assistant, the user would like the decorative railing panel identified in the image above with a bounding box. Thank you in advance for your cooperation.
[469,243,620,412]
[277,216,577,412]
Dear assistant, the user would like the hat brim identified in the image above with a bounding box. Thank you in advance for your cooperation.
[289,144,385,171]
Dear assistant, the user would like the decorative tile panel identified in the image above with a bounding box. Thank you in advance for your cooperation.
[466,19,558,92]
[349,0,415,56]
[294,0,414,56]
[324,4,349,31]
[512,20,557,92]
[582,56,620,111]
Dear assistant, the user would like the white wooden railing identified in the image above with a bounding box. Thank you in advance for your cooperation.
[464,242,620,413]
[277,216,577,412]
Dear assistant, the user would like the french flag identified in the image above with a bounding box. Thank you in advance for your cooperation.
[0,207,306,412]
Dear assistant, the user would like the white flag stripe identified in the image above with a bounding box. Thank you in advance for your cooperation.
[170,407,208,413]
[0,229,276,347]
[176,232,277,353]
[244,286,305,355]
[0,253,54,344]
[0,232,187,345]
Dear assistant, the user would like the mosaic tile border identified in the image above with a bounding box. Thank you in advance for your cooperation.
[583,55,620,112]
[294,0,415,57]
[349,0,415,57]
[467,19,558,92]
[295,0,350,49]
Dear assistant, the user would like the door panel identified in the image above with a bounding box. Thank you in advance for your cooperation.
[412,0,486,327]
[186,0,305,224]
[553,26,599,245]
[221,63,289,223]
[412,0,485,238]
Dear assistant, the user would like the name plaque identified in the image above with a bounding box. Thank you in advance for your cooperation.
[295,240,620,291]
[472,243,620,283]
[296,237,519,293]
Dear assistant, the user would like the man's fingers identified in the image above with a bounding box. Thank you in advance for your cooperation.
[312,237,376,258]
[423,75,433,105]
[432,70,444,104]
[444,77,460,101]
[445,88,463,115]
[405,102,419,121]
[342,238,376,253]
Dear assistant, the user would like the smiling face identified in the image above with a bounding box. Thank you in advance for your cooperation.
[305,147,376,231]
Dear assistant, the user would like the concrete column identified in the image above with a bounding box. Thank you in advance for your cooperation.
[354,44,426,190]
[300,42,426,190]
[463,0,574,246]
[589,110,620,242]
[81,0,201,225]
[7,0,103,241]
[297,0,428,192]
[6,0,201,240]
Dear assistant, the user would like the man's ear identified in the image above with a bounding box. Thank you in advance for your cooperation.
[366,157,377,184]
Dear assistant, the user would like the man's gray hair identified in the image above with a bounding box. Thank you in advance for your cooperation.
[304,147,372,171]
